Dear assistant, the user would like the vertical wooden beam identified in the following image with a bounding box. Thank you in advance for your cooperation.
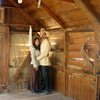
[35,0,66,29]
[8,0,39,28]
[64,31,69,95]
[0,25,10,84]
[3,25,10,83]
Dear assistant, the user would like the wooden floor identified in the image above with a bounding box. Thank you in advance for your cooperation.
[0,91,74,100]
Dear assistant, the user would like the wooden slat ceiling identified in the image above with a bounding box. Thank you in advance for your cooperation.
[25,0,92,29]
[1,0,100,30]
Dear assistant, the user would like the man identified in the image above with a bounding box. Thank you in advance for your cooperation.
[37,28,51,94]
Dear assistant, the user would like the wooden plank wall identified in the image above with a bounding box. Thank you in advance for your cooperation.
[66,71,97,100]
[64,31,100,100]
[68,32,95,70]
[49,30,65,94]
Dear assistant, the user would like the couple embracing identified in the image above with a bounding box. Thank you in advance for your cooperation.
[28,26,51,95]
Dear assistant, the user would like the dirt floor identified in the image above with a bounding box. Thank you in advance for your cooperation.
[0,91,74,100]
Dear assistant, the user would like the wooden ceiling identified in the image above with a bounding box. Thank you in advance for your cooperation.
[0,0,100,30]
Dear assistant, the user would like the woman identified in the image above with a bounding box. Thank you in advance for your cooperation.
[28,26,41,93]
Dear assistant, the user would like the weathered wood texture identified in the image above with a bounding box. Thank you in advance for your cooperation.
[64,30,100,100]
[49,30,65,94]
[5,8,30,25]
[67,32,95,71]
[1,0,100,30]
[53,71,65,94]
[0,25,9,84]
[0,8,5,23]
[66,71,98,100]
[7,53,30,91]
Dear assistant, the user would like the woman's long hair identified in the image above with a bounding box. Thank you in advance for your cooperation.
[33,38,40,50]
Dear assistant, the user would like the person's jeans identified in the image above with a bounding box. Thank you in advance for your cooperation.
[41,66,51,92]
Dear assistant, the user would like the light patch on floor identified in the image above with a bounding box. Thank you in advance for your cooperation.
[0,91,74,100]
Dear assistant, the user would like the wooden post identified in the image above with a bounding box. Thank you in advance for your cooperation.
[3,25,10,83]
[0,25,9,84]
[64,31,69,95]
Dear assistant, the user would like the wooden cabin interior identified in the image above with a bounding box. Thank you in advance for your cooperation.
[0,0,100,100]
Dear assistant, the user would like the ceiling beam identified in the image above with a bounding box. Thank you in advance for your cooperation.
[8,0,40,28]
[0,6,17,9]
[35,0,66,29]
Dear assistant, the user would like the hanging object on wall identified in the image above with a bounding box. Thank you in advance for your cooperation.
[18,0,23,4]
[37,0,42,8]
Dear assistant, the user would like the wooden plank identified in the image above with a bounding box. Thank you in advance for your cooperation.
[69,45,82,51]
[69,51,82,58]
[67,73,97,100]
[64,31,69,95]
[8,0,39,28]
[0,34,4,84]
[3,26,9,83]
[5,23,32,27]
[54,71,65,94]
[35,0,66,29]
[68,59,85,68]
[0,25,9,84]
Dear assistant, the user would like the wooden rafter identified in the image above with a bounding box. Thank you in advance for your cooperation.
[8,0,39,28]
[35,0,66,29]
